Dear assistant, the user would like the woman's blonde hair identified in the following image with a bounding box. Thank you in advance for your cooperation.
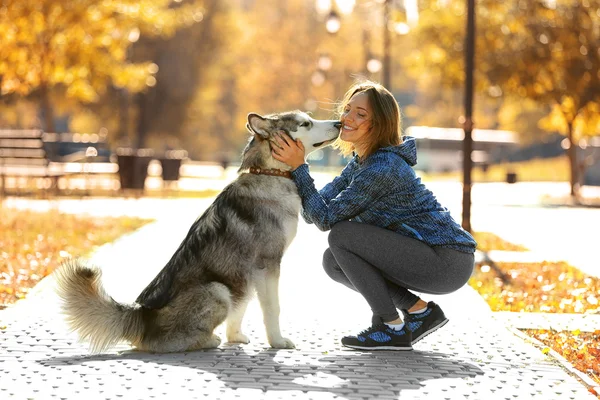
[333,80,402,158]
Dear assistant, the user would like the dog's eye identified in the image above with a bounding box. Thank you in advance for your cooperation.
[300,122,310,127]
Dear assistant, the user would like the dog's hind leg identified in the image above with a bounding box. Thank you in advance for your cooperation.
[142,330,221,353]
[186,331,222,351]
[226,297,251,344]
[254,270,295,349]
[143,283,230,353]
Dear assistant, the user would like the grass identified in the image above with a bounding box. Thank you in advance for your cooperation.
[471,233,600,391]
[470,260,599,313]
[524,329,600,390]
[420,155,570,182]
[0,208,153,309]
[473,231,529,252]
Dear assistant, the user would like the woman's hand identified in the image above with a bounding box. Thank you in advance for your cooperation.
[271,131,306,170]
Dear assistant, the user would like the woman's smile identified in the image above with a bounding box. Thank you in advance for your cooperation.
[340,92,372,153]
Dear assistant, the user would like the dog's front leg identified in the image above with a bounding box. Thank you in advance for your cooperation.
[255,270,295,349]
[226,297,251,344]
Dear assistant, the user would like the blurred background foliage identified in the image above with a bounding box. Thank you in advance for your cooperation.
[0,0,599,168]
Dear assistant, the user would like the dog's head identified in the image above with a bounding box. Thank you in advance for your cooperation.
[247,111,341,151]
[240,111,341,170]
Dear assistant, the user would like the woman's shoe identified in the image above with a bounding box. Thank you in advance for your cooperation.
[401,301,449,344]
[341,324,413,351]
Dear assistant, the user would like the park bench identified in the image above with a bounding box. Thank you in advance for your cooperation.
[1,129,194,196]
[0,129,66,196]
[0,130,118,196]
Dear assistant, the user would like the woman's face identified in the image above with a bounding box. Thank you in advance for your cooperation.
[340,92,372,148]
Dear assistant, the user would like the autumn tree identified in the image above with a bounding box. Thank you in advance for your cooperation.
[128,0,225,152]
[401,1,520,129]
[121,0,335,158]
[0,0,201,132]
[483,0,600,197]
[406,0,600,197]
[182,0,343,161]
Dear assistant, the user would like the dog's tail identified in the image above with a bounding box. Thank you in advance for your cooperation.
[54,260,145,353]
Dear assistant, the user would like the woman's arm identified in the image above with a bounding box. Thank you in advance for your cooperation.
[272,133,394,230]
[317,161,355,204]
[272,131,353,203]
[292,162,394,231]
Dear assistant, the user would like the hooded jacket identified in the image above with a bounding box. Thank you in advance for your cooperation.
[291,136,477,253]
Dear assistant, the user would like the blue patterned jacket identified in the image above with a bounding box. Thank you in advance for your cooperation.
[291,136,477,253]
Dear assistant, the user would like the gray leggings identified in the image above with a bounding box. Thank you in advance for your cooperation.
[323,221,474,324]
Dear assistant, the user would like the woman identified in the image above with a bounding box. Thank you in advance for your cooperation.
[272,81,477,351]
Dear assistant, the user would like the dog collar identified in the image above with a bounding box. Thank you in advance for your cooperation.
[248,167,292,179]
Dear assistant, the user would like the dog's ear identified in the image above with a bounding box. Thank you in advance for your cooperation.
[247,113,271,139]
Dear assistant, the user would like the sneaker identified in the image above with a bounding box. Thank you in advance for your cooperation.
[401,301,449,344]
[341,324,413,351]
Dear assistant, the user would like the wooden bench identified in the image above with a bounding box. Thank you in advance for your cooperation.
[0,129,66,196]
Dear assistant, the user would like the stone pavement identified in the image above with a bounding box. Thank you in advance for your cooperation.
[1,191,599,399]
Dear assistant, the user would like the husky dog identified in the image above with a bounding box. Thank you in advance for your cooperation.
[54,111,341,353]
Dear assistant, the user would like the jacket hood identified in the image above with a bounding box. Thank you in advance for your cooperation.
[379,136,417,166]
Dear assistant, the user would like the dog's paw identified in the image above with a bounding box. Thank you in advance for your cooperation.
[205,334,222,349]
[227,332,250,344]
[269,337,295,349]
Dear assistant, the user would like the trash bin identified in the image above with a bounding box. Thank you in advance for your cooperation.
[158,150,188,182]
[116,148,154,191]
[506,171,517,184]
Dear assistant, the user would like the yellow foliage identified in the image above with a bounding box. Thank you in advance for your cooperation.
[0,0,203,101]
[539,101,600,139]
[472,232,528,252]
[0,208,152,308]
[526,329,600,386]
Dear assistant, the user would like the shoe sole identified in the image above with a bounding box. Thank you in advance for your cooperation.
[342,344,413,351]
[412,318,449,344]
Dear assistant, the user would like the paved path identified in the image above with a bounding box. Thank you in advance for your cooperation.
[1,193,598,399]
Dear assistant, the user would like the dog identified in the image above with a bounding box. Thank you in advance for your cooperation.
[54,111,341,353]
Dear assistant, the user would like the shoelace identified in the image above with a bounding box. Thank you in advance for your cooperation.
[358,324,385,336]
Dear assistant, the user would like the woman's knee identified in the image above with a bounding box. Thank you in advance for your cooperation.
[327,220,355,248]
[322,248,342,279]
[433,249,475,293]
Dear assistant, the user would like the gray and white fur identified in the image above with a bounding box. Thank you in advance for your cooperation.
[54,111,341,353]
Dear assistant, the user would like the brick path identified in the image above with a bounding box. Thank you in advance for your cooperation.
[1,197,597,399]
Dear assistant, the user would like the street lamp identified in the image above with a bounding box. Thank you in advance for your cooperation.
[367,58,382,74]
[325,10,341,34]
[317,53,333,71]
[319,0,417,91]
[382,0,391,89]
[311,70,326,87]
[394,22,410,35]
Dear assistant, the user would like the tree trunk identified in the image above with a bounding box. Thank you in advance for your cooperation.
[40,83,55,132]
[135,92,148,149]
[119,89,130,142]
[566,121,579,198]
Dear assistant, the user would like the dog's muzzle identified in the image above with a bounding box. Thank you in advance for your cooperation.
[313,138,337,147]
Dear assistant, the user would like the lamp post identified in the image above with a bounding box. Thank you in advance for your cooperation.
[325,9,341,34]
[382,0,391,89]
[119,28,140,143]
[324,0,392,88]
[321,0,417,91]
[461,0,476,232]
